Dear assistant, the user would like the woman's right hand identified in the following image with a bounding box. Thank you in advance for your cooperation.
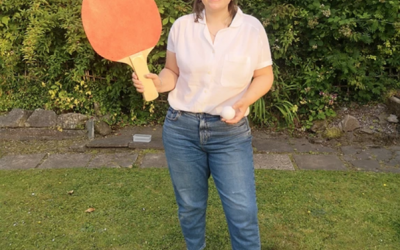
[132,72,161,93]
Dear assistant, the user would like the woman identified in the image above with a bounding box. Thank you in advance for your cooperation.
[133,0,274,249]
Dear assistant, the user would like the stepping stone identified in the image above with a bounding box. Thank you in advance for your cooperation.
[386,151,400,167]
[253,154,294,170]
[380,167,400,174]
[341,146,371,161]
[88,153,138,168]
[39,153,92,169]
[388,146,400,152]
[253,138,293,153]
[293,155,347,171]
[350,160,381,172]
[0,154,46,170]
[0,128,86,141]
[124,126,164,150]
[141,153,168,168]
[341,146,364,155]
[128,136,164,150]
[86,136,131,148]
[368,148,393,162]
[290,138,336,153]
[342,151,372,161]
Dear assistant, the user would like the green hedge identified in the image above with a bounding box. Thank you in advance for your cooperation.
[243,0,400,127]
[0,0,399,128]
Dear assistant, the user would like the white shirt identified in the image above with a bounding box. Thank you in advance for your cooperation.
[167,8,273,116]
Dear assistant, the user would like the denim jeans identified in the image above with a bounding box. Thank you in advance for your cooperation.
[162,107,261,250]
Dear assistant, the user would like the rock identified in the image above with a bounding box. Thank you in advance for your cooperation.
[57,113,88,130]
[308,138,325,144]
[0,108,33,128]
[94,102,102,117]
[323,126,342,139]
[25,109,57,128]
[359,128,374,135]
[95,120,111,136]
[311,119,327,133]
[376,113,389,125]
[388,96,400,117]
[86,119,95,140]
[69,142,87,153]
[101,114,112,123]
[339,115,361,132]
[387,114,399,123]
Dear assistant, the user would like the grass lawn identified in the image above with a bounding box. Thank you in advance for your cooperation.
[0,168,399,250]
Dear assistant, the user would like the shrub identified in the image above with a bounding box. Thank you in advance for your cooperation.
[0,0,399,128]
[241,0,400,128]
[0,0,191,126]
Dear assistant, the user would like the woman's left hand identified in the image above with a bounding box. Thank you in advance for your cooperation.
[222,100,249,124]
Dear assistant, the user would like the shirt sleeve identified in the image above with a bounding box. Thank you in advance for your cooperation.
[167,20,178,53]
[256,26,273,70]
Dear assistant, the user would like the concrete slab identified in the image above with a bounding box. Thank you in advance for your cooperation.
[290,138,336,153]
[368,148,393,162]
[350,160,381,172]
[39,153,92,169]
[380,167,400,174]
[341,146,371,161]
[253,138,293,153]
[86,136,131,148]
[88,153,138,168]
[388,146,400,151]
[253,154,294,170]
[116,125,163,137]
[293,155,347,171]
[0,154,46,170]
[69,142,87,153]
[118,126,164,149]
[343,151,372,161]
[0,128,86,141]
[341,146,364,155]
[141,153,168,168]
[386,151,400,167]
[128,135,163,150]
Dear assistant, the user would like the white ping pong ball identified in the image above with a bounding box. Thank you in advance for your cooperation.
[221,106,236,120]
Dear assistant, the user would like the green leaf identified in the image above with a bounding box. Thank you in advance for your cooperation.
[162,18,169,25]
[2,16,10,26]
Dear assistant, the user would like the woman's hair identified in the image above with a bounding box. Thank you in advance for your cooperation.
[193,0,238,22]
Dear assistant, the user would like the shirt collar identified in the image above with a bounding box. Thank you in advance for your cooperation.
[197,7,244,28]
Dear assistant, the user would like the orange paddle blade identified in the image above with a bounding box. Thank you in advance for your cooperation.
[82,0,162,62]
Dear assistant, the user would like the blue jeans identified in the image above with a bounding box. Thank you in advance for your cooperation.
[162,107,261,250]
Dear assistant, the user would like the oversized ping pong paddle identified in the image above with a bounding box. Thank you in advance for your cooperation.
[82,0,162,101]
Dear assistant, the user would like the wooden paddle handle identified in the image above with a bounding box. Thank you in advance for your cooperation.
[128,54,159,102]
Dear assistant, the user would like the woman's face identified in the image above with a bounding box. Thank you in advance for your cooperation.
[201,0,231,13]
